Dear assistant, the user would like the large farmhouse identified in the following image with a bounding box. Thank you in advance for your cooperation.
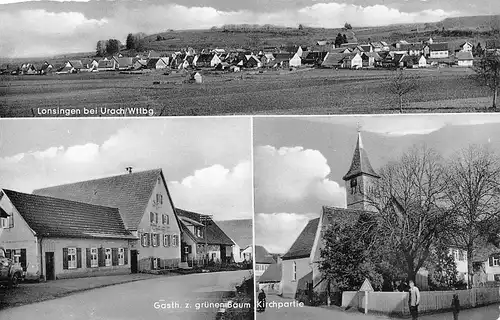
[32,169,183,272]
[0,189,135,280]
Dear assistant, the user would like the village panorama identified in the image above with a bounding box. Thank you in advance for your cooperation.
[1,16,500,116]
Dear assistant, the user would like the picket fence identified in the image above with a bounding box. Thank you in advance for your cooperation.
[342,287,500,316]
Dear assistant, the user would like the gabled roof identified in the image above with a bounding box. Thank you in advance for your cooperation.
[68,60,83,69]
[255,245,276,264]
[216,219,253,249]
[359,45,372,52]
[146,58,160,68]
[258,263,282,283]
[148,50,161,58]
[197,53,215,63]
[362,52,382,60]
[98,60,115,68]
[282,218,319,260]
[33,169,166,230]
[176,208,234,246]
[321,53,346,67]
[456,51,474,60]
[428,43,449,51]
[3,189,134,239]
[342,132,380,181]
[114,57,133,67]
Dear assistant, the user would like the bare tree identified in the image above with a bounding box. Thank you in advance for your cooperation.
[386,70,419,113]
[444,145,500,288]
[473,51,500,110]
[369,145,449,282]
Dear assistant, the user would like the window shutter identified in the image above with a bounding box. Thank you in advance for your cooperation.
[5,249,11,259]
[76,248,82,268]
[124,248,128,265]
[20,249,27,271]
[490,256,494,267]
[8,214,14,228]
[86,248,91,268]
[98,248,105,267]
[63,248,69,270]
[112,248,118,266]
[151,257,154,270]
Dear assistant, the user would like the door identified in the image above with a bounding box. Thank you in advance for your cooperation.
[130,250,138,274]
[45,252,55,281]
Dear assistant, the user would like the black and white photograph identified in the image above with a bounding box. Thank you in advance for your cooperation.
[254,114,500,319]
[0,117,254,320]
[0,1,499,116]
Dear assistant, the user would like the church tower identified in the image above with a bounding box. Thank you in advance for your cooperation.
[342,131,380,212]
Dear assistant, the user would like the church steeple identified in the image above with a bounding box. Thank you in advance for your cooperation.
[342,131,379,211]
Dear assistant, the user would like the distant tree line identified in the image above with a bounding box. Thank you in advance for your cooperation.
[334,33,349,47]
[126,33,146,52]
[96,39,121,57]
[211,24,306,36]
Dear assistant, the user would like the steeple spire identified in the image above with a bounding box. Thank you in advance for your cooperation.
[342,131,380,181]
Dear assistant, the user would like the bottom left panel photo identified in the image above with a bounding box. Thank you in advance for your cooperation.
[0,117,254,320]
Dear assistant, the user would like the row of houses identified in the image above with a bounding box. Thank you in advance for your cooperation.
[256,132,500,299]
[8,37,500,76]
[0,169,253,281]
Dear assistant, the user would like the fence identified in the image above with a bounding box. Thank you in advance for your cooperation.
[342,287,500,317]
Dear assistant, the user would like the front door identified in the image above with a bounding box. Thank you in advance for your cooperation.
[181,242,188,262]
[130,250,138,273]
[45,252,55,281]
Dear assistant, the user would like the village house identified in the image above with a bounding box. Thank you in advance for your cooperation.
[302,52,328,65]
[113,57,134,71]
[426,43,449,58]
[193,53,221,68]
[0,189,135,281]
[32,169,182,272]
[20,63,38,75]
[97,58,118,71]
[456,51,474,67]
[458,41,473,52]
[361,52,381,68]
[175,209,234,266]
[146,57,169,70]
[39,61,53,75]
[258,262,282,293]
[255,245,276,280]
[473,244,500,285]
[418,55,428,68]
[133,59,148,70]
[217,220,253,263]
[81,58,99,72]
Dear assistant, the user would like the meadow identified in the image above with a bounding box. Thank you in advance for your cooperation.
[0,67,492,117]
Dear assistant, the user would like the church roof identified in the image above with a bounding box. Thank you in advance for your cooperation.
[282,218,319,260]
[342,132,380,181]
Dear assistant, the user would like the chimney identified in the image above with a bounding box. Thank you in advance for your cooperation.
[126,167,133,174]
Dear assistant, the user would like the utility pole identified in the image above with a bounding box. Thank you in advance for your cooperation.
[200,214,213,265]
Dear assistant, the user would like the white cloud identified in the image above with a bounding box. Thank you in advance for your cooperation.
[255,212,317,254]
[169,162,253,220]
[0,120,251,221]
[0,2,460,57]
[307,114,500,136]
[255,145,346,213]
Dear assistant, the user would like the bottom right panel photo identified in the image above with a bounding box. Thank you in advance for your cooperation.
[253,114,500,320]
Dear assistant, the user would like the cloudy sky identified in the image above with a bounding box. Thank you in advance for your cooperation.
[254,114,500,254]
[0,0,497,58]
[0,118,252,221]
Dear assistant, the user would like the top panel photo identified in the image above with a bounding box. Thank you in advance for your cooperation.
[0,2,499,117]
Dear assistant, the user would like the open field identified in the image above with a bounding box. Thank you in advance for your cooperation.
[0,68,493,116]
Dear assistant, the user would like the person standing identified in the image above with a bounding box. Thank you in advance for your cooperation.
[258,289,266,312]
[451,288,460,320]
[408,280,420,320]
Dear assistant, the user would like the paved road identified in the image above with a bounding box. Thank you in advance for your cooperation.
[0,270,253,320]
[257,295,499,320]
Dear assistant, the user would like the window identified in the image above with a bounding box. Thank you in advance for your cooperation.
[150,212,154,224]
[196,227,202,238]
[458,250,465,261]
[68,248,77,269]
[493,256,500,267]
[118,248,124,266]
[172,235,179,247]
[155,213,159,224]
[292,261,297,281]
[350,178,357,194]
[1,218,7,228]
[152,233,158,247]
[156,193,163,205]
[141,233,150,247]
[90,248,98,267]
[164,234,171,247]
[162,214,166,225]
[105,248,112,266]
[453,249,459,260]
[13,249,21,264]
